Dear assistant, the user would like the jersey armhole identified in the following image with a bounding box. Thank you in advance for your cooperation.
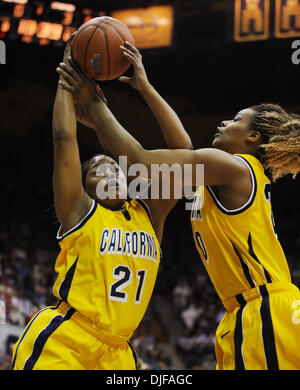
[135,197,155,229]
[206,155,257,215]
[56,199,97,242]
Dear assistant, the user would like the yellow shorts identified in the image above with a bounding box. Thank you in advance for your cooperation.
[215,282,300,370]
[11,301,137,370]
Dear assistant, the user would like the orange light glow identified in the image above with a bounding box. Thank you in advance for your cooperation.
[37,22,63,40]
[62,11,73,25]
[62,26,76,41]
[82,8,91,15]
[3,0,28,4]
[39,38,50,46]
[51,2,76,12]
[83,15,92,23]
[21,35,32,43]
[13,4,25,18]
[17,19,37,36]
[111,6,174,49]
[35,5,44,16]
[1,19,10,32]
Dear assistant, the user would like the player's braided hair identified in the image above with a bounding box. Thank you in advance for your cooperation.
[250,103,300,181]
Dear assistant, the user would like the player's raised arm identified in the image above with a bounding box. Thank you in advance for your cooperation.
[118,41,193,150]
[55,40,111,155]
[86,100,248,186]
[57,60,248,188]
[53,41,92,233]
[62,44,193,153]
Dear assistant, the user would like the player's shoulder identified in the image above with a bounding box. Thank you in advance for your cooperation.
[57,198,98,241]
[196,148,250,169]
[234,154,267,179]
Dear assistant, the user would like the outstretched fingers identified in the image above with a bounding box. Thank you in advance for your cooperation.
[56,60,84,94]
[58,78,74,93]
[61,62,82,83]
[120,45,136,64]
[124,40,139,53]
[120,41,141,64]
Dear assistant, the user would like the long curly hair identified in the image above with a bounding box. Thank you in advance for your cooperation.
[250,103,300,181]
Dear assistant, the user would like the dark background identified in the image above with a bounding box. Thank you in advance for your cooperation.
[0,0,299,293]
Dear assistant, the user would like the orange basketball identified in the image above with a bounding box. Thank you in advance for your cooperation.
[71,16,135,81]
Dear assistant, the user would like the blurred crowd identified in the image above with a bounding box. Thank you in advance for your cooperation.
[0,215,58,369]
[172,275,223,370]
[0,210,175,370]
[0,180,299,370]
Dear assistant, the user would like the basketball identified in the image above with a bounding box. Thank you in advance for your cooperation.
[71,16,135,81]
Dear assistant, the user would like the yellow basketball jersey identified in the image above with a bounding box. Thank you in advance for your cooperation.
[191,154,291,302]
[53,198,160,341]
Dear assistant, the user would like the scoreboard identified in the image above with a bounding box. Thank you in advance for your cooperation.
[0,0,107,46]
[2,1,300,49]
[0,0,175,48]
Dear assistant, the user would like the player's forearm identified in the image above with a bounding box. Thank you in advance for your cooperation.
[52,84,77,141]
[75,104,110,154]
[94,132,111,154]
[139,84,193,150]
[87,100,146,165]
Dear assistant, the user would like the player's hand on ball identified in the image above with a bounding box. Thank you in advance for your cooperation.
[119,41,150,93]
[62,32,75,63]
[56,57,107,106]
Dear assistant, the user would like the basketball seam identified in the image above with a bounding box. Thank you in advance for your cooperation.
[72,19,130,51]
[72,22,106,74]
[103,21,126,43]
[76,23,106,30]
[103,19,129,29]
[72,24,101,57]
[83,26,101,75]
[74,19,130,80]
[97,25,110,80]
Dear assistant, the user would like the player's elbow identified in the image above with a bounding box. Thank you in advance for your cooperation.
[168,141,193,151]
[124,144,148,166]
[52,127,76,144]
[182,140,193,150]
[168,138,193,151]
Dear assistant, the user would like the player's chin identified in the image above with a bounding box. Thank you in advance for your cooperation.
[212,136,222,149]
[212,136,228,152]
[98,195,126,210]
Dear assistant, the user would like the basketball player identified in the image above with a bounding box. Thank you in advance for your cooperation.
[11,38,192,370]
[58,40,300,370]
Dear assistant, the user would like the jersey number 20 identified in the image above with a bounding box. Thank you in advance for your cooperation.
[109,265,146,304]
